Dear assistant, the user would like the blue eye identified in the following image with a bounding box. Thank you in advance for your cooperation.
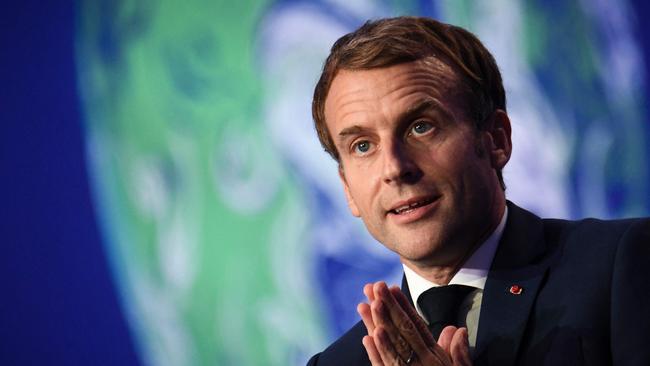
[411,121,433,135]
[354,140,371,154]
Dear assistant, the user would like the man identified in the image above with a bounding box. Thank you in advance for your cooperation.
[307,16,650,366]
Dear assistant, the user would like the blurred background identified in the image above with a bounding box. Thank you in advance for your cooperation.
[2,0,649,365]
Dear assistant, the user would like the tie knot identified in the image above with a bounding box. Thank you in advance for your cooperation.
[417,284,475,339]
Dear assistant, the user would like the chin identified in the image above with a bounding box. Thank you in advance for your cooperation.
[394,236,443,262]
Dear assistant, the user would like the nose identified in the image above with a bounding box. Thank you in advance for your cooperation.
[382,139,421,185]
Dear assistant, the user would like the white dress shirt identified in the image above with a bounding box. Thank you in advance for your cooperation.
[402,207,508,352]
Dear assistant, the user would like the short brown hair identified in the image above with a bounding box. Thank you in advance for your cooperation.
[312,16,507,187]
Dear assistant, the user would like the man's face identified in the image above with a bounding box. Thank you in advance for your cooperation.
[324,58,510,268]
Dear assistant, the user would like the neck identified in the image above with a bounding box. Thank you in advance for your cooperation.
[402,241,477,285]
[404,260,460,286]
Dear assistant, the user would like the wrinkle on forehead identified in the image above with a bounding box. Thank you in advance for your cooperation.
[335,57,457,98]
[326,58,464,128]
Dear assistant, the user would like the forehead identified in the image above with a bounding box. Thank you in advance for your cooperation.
[324,58,464,126]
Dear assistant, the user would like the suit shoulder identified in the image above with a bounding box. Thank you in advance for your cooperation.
[307,321,369,366]
[541,216,649,246]
[536,216,650,274]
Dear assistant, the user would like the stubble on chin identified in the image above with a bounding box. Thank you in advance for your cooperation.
[393,216,475,270]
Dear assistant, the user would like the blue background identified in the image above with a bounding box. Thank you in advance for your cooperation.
[2,1,649,364]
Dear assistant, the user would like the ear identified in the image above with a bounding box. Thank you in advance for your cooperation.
[338,167,361,217]
[483,109,512,170]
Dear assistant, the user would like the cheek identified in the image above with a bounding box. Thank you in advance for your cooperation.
[345,173,367,213]
[425,142,488,188]
[420,145,470,176]
[350,185,372,215]
[348,174,382,216]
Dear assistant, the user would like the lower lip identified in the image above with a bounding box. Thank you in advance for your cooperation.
[387,198,440,224]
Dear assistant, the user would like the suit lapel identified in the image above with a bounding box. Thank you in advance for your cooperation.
[474,202,551,366]
[401,274,414,307]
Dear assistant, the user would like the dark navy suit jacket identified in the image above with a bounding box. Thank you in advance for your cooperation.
[307,202,650,365]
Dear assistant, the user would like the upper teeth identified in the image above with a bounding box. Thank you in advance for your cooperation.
[394,201,424,214]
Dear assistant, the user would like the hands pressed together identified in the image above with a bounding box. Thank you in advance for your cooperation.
[357,282,472,366]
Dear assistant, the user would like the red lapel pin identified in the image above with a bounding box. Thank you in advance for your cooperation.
[509,285,523,295]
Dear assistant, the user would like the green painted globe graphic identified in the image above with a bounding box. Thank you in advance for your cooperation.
[76,1,648,365]
[75,1,328,364]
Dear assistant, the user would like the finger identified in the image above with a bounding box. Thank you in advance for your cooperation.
[374,282,430,361]
[362,335,384,366]
[449,327,472,366]
[389,286,435,347]
[374,330,451,366]
[437,325,458,354]
[372,281,386,303]
[374,327,403,366]
[429,341,454,366]
[358,302,376,334]
[371,297,411,361]
[364,283,376,302]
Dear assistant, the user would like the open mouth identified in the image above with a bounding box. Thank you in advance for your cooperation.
[388,197,437,215]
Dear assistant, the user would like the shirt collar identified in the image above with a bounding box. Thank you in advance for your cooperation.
[403,206,508,308]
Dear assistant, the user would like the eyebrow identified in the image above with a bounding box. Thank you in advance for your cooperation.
[398,98,446,124]
[335,98,450,144]
[338,125,367,138]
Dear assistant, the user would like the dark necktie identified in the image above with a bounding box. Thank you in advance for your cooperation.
[417,284,475,340]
